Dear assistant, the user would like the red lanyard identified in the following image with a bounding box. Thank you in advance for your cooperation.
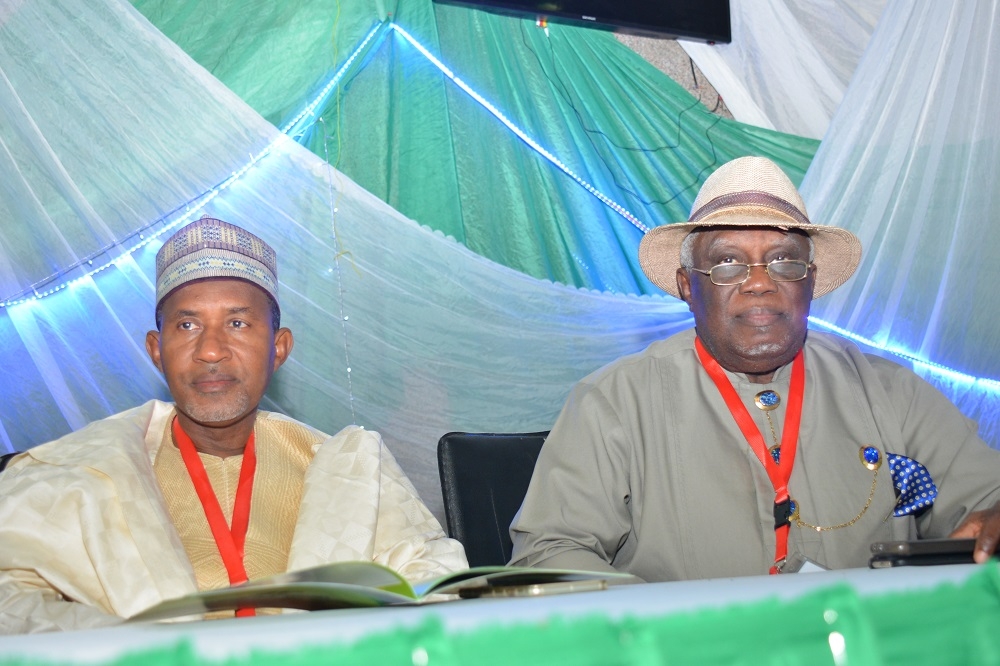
[173,417,257,616]
[694,338,805,574]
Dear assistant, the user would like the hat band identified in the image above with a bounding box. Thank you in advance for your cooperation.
[690,191,811,226]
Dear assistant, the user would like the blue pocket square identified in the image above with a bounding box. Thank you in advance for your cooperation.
[887,453,938,517]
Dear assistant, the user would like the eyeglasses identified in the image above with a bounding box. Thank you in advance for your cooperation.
[688,259,812,286]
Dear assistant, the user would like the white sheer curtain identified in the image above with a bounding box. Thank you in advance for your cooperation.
[0,0,275,299]
[0,0,691,520]
[804,0,1000,440]
[681,0,886,139]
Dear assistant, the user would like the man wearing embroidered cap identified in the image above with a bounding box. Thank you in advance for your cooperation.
[0,217,467,634]
[511,156,1000,581]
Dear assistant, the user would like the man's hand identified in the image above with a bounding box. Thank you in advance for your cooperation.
[949,501,1000,563]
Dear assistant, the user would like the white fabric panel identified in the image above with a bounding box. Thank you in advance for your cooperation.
[0,0,692,520]
[681,0,886,139]
[803,0,1000,441]
[0,0,274,299]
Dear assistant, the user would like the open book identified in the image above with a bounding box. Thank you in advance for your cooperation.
[128,562,637,622]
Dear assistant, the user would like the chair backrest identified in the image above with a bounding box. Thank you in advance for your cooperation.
[437,431,548,568]
[0,452,19,473]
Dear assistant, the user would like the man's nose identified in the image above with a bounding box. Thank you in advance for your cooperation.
[194,327,231,362]
[740,263,778,294]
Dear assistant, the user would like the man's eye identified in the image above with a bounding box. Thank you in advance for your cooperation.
[231,320,247,329]
[179,321,194,330]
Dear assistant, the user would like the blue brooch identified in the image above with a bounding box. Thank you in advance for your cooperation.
[859,446,882,471]
[788,498,799,521]
[754,390,781,411]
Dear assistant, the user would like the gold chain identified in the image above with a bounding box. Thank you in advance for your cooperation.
[762,404,879,533]
[794,466,879,532]
[763,411,780,454]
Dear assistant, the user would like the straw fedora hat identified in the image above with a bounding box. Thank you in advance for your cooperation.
[638,156,861,300]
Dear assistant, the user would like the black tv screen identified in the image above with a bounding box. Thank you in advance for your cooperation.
[434,0,731,43]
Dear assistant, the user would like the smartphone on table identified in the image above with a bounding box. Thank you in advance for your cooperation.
[868,538,977,568]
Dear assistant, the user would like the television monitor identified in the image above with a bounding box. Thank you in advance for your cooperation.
[433,0,731,43]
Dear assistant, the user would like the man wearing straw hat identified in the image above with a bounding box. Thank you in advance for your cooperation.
[0,217,467,634]
[511,156,1000,581]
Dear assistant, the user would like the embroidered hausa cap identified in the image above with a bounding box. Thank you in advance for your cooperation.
[155,216,278,308]
[638,156,862,299]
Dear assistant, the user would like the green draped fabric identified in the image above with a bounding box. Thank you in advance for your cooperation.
[132,0,819,294]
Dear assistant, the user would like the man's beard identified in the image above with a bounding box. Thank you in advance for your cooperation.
[180,391,252,424]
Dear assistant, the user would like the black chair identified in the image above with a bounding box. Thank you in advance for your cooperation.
[0,451,19,473]
[437,431,548,567]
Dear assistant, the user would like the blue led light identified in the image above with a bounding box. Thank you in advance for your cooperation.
[808,317,1000,391]
[281,22,385,140]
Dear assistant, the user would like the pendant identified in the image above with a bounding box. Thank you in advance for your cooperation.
[769,444,781,464]
[754,390,781,411]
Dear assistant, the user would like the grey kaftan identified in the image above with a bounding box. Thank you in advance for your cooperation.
[510,329,1000,581]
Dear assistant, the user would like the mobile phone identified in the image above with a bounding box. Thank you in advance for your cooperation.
[868,538,977,568]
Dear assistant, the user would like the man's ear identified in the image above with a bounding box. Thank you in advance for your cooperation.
[145,330,163,371]
[273,328,294,371]
[676,268,693,306]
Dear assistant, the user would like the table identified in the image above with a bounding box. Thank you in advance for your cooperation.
[1,563,998,665]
